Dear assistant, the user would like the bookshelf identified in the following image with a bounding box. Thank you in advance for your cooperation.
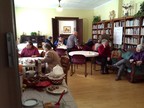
[124,17,140,49]
[92,16,144,50]
[140,17,144,46]
[92,21,105,41]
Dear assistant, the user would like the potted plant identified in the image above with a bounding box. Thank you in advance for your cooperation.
[93,16,101,23]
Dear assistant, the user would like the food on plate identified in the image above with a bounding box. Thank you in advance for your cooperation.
[44,102,54,108]
[28,59,34,63]
[47,85,59,91]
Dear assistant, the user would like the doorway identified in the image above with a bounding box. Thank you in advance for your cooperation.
[52,17,83,45]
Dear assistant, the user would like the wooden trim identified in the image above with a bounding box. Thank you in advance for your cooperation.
[55,17,79,20]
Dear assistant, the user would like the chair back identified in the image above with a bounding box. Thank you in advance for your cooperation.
[56,48,66,57]
[60,56,70,84]
[40,51,45,57]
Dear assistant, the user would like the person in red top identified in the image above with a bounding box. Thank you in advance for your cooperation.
[97,39,112,74]
[20,41,40,57]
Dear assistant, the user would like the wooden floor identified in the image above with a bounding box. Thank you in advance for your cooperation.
[68,62,144,108]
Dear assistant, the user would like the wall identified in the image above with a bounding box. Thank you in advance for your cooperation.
[123,0,144,15]
[15,7,94,43]
[94,0,119,20]
[94,0,144,20]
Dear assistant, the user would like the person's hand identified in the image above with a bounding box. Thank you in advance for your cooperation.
[32,55,36,57]
[136,61,142,66]
[107,57,110,61]
[103,44,106,48]
[129,59,134,63]
[77,46,82,49]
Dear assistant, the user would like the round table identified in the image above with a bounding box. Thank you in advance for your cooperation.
[19,57,44,76]
[69,51,98,57]
[69,51,99,76]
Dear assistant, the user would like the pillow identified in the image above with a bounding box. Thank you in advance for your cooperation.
[111,50,121,59]
[121,51,134,60]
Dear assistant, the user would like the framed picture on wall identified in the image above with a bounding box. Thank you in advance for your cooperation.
[63,26,71,33]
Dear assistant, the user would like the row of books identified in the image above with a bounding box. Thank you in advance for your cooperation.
[105,30,112,34]
[125,28,139,35]
[92,30,97,34]
[107,23,112,28]
[92,25,97,29]
[93,30,112,35]
[113,44,123,49]
[141,28,144,35]
[93,35,98,39]
[124,37,138,44]
[114,21,125,27]
[142,19,144,26]
[97,24,104,29]
[125,19,140,26]
[124,44,137,49]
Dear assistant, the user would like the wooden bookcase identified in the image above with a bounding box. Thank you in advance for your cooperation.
[92,16,144,50]
[92,21,105,41]
[104,20,113,36]
[140,17,144,45]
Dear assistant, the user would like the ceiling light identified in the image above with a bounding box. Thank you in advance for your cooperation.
[57,0,63,12]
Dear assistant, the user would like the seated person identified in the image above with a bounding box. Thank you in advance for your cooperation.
[45,36,54,48]
[20,41,40,57]
[111,44,144,81]
[111,49,122,64]
[54,36,66,48]
[40,43,61,73]
[83,39,96,51]
[97,39,112,74]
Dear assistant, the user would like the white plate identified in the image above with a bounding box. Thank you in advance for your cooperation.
[46,85,68,95]
[22,99,39,107]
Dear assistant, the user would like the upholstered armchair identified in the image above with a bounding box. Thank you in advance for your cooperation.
[127,62,144,83]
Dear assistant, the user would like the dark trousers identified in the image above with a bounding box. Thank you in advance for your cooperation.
[96,56,112,73]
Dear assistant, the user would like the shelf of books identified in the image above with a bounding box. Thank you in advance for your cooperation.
[92,16,144,50]
[92,21,105,40]
[124,17,141,49]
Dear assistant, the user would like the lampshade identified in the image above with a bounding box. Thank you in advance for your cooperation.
[57,0,63,12]
[57,5,63,12]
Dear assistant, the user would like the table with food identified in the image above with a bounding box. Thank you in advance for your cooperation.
[21,62,77,108]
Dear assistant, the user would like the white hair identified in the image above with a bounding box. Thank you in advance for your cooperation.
[101,39,108,44]
[136,44,143,50]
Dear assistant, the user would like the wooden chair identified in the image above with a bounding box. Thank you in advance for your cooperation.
[60,56,70,84]
[70,54,87,77]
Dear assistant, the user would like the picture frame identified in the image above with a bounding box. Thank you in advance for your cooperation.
[63,26,71,33]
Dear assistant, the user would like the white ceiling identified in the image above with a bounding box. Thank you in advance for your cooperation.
[14,0,112,9]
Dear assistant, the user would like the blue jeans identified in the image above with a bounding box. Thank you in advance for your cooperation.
[114,59,131,79]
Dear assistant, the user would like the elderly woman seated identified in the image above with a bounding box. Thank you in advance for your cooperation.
[54,36,67,48]
[110,44,144,81]
[40,43,61,73]
[20,41,40,57]
[96,39,112,74]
